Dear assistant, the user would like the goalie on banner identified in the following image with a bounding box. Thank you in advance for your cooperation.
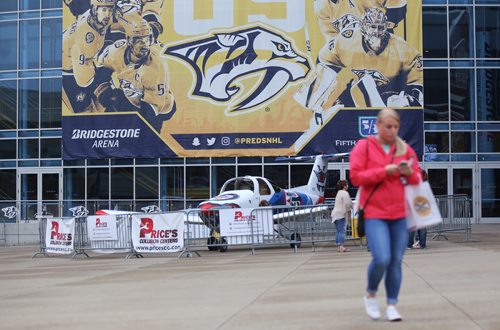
[295,7,423,110]
[314,0,407,40]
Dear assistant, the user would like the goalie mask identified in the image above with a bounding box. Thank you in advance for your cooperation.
[361,8,389,53]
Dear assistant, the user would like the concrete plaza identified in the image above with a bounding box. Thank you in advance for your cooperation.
[0,224,499,329]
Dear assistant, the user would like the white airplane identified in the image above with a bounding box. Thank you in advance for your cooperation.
[95,153,348,251]
[197,153,348,250]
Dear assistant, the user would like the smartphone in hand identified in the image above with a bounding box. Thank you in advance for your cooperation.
[398,160,409,168]
[398,157,413,168]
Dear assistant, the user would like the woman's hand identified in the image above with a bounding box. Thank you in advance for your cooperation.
[385,164,399,175]
[398,161,413,176]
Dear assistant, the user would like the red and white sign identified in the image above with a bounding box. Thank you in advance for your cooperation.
[131,213,184,253]
[220,208,273,241]
[45,218,75,254]
[87,215,118,241]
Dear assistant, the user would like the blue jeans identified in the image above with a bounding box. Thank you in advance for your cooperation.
[334,218,346,245]
[408,228,428,248]
[417,228,427,248]
[365,218,408,305]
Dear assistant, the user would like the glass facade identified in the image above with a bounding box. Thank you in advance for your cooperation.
[0,1,499,222]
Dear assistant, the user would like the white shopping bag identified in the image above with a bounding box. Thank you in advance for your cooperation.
[353,188,361,214]
[405,181,442,231]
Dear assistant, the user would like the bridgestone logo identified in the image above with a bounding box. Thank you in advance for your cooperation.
[71,129,140,139]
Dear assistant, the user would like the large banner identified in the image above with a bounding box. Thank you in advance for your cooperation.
[62,0,423,159]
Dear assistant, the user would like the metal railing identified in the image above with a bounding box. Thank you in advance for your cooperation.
[428,194,472,241]
[23,194,473,254]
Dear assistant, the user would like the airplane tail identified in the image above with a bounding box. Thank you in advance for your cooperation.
[275,153,349,198]
[304,155,329,197]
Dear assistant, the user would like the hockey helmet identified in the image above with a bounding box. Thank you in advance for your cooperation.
[124,18,152,39]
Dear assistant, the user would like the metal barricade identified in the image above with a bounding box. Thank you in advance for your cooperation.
[82,214,142,259]
[31,196,473,258]
[181,209,222,256]
[253,205,336,252]
[73,216,89,258]
[32,216,51,258]
[429,195,472,241]
[181,205,342,255]
[0,217,5,246]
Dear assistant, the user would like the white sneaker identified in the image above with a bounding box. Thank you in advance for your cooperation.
[364,296,381,320]
[386,305,402,322]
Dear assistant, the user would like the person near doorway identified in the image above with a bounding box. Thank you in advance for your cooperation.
[331,180,353,252]
[408,169,429,249]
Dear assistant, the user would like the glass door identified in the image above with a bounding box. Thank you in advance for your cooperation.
[425,164,475,221]
[479,166,500,223]
[17,169,62,220]
[327,165,352,199]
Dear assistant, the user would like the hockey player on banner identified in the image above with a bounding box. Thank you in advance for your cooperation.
[62,0,117,113]
[94,16,176,133]
[296,7,423,111]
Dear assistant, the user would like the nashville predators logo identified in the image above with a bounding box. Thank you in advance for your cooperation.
[69,206,89,217]
[85,32,94,44]
[164,25,310,113]
[141,205,161,214]
[413,196,431,216]
[351,69,390,87]
[2,206,18,219]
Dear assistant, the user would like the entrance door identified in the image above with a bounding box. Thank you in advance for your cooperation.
[17,169,62,220]
[425,164,475,221]
[327,165,352,199]
[478,166,500,223]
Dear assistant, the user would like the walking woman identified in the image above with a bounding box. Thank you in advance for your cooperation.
[331,180,352,252]
[349,109,421,322]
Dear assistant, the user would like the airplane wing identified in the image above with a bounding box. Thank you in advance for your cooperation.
[95,210,141,215]
[271,205,330,221]
[275,153,349,162]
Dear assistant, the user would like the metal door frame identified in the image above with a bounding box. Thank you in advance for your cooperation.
[423,163,477,222]
[17,168,63,221]
[477,165,500,223]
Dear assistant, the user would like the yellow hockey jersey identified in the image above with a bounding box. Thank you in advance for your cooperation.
[62,10,108,87]
[314,0,406,40]
[318,28,422,107]
[96,41,175,115]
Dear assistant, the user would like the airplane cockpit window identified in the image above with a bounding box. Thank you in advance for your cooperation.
[236,179,254,191]
[257,179,271,195]
[222,180,237,192]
